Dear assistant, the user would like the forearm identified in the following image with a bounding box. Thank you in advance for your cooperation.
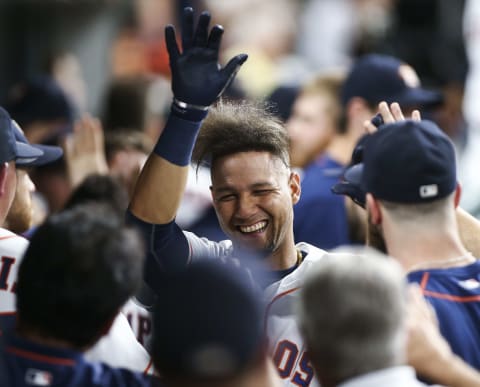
[129,155,189,223]
[427,353,480,387]
[456,207,480,259]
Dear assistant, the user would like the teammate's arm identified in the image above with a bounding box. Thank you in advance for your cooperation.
[407,285,480,387]
[129,7,247,224]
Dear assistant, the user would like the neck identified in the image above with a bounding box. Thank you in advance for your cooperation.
[385,229,471,272]
[266,237,299,271]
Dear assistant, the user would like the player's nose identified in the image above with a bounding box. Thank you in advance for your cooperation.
[235,194,257,219]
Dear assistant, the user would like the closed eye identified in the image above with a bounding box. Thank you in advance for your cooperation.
[215,194,236,202]
[254,189,274,196]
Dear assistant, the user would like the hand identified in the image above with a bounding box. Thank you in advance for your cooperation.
[363,101,421,134]
[63,114,109,187]
[165,7,248,108]
[406,284,453,379]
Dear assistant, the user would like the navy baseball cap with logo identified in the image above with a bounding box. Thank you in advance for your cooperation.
[12,121,63,167]
[361,119,456,203]
[341,54,443,108]
[0,107,43,166]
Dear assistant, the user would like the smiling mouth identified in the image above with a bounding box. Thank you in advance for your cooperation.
[238,221,268,234]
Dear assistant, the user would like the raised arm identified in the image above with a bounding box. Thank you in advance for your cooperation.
[129,7,247,224]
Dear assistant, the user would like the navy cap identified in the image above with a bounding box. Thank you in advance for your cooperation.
[6,77,74,127]
[362,120,456,203]
[12,121,63,167]
[341,54,443,108]
[0,107,43,165]
[151,260,265,379]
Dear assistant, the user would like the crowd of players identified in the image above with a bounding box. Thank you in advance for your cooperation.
[1,6,480,387]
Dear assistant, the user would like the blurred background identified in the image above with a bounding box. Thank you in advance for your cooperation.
[3,0,480,221]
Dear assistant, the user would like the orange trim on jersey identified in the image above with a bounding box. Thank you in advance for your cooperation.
[6,346,76,366]
[264,287,301,333]
[419,272,430,290]
[0,234,19,241]
[143,357,153,374]
[0,311,16,316]
[422,289,480,303]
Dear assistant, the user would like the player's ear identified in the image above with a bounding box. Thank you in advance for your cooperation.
[289,171,301,204]
[453,183,462,208]
[0,162,9,197]
[366,193,382,225]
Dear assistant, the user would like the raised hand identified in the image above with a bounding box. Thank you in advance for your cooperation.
[165,7,248,109]
[63,114,109,188]
[364,101,421,134]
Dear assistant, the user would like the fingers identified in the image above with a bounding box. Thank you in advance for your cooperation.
[207,25,224,54]
[411,109,421,121]
[390,102,405,121]
[363,119,377,134]
[194,11,211,47]
[378,101,395,124]
[165,25,179,60]
[377,101,414,124]
[181,7,194,50]
[222,53,248,79]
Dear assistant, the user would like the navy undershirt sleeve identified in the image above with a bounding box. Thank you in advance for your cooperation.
[126,211,190,291]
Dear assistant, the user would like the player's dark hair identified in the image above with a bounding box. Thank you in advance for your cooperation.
[63,173,129,217]
[192,100,290,170]
[16,203,145,349]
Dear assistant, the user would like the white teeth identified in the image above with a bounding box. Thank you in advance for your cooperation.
[239,221,267,233]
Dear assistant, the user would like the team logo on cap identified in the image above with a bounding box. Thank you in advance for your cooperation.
[419,184,438,198]
[25,369,52,386]
[398,64,420,88]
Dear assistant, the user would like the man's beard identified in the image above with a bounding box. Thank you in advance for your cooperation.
[5,205,32,234]
[366,212,387,254]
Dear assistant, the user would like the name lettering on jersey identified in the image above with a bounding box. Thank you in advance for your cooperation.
[25,369,52,386]
[0,256,16,292]
[273,340,314,386]
[125,312,152,346]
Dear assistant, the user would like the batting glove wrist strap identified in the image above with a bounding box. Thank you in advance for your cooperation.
[171,99,209,122]
[173,98,209,112]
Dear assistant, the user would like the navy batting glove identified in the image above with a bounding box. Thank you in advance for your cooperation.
[165,7,248,111]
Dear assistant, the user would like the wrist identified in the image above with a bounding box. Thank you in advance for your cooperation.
[171,99,209,122]
[153,111,204,166]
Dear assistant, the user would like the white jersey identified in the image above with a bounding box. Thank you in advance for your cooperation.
[264,242,325,387]
[84,311,153,374]
[0,228,29,316]
[0,227,152,375]
[184,232,326,387]
[122,298,153,349]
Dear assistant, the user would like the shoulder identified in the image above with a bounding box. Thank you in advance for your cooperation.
[296,242,328,262]
[0,228,29,257]
[183,231,233,261]
[263,243,327,300]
